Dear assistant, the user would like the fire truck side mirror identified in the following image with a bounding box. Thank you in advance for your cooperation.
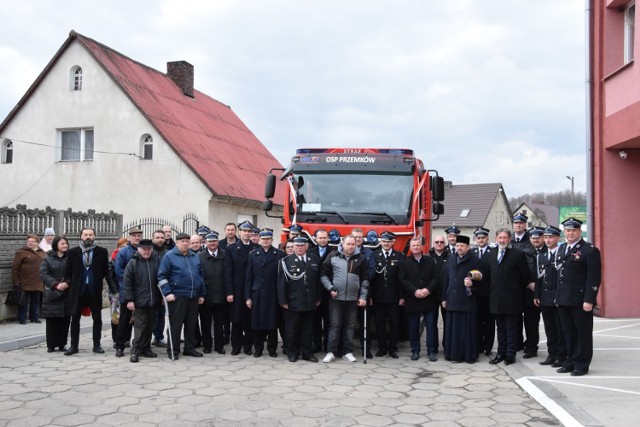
[433,202,444,215]
[431,176,445,201]
[262,200,273,211]
[265,174,276,199]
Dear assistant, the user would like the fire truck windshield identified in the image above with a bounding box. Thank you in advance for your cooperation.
[293,172,414,224]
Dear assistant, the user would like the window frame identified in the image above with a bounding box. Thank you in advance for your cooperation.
[1,139,13,164]
[58,128,94,162]
[70,66,83,91]
[141,134,153,160]
[625,2,636,64]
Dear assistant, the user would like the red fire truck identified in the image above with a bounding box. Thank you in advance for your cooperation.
[263,148,444,253]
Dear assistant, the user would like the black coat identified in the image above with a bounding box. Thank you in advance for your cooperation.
[511,231,532,252]
[471,246,493,298]
[523,245,546,308]
[554,239,601,307]
[370,249,403,304]
[40,251,70,318]
[534,247,559,307]
[277,252,322,311]
[122,252,162,308]
[485,246,532,315]
[442,252,484,313]
[199,248,227,305]
[309,245,334,303]
[224,241,258,323]
[399,254,439,313]
[65,245,115,314]
[245,246,285,330]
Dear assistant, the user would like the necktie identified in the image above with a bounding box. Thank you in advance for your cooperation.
[385,251,389,259]
[319,247,325,257]
[516,237,521,242]
[498,249,505,264]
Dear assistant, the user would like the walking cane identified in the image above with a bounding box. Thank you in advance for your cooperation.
[363,304,367,365]
[158,285,175,362]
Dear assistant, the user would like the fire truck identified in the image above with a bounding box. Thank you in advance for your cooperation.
[262,148,445,253]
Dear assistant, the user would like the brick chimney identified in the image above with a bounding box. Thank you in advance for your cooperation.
[167,61,194,98]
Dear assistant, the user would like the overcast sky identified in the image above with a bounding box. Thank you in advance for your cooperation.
[0,0,588,198]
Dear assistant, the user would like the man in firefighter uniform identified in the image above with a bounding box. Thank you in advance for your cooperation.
[371,231,403,358]
[278,236,323,362]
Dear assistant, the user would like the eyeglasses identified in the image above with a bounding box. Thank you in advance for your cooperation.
[434,241,445,244]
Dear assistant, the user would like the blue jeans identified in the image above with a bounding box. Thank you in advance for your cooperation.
[407,310,439,354]
[18,291,41,322]
[327,299,358,354]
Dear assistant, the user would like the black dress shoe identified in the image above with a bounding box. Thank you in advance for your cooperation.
[231,349,240,355]
[19,320,27,325]
[244,350,253,356]
[183,350,203,357]
[411,352,420,361]
[141,350,157,358]
[115,348,124,357]
[288,354,298,362]
[523,352,537,359]
[93,346,105,354]
[428,353,437,362]
[551,360,565,368]
[203,348,212,354]
[489,355,505,364]
[130,354,139,363]
[64,347,78,356]
[58,346,66,352]
[484,350,493,356]
[47,347,55,353]
[539,356,555,365]
[375,350,387,357]
[302,355,318,363]
[366,352,373,359]
[253,352,263,358]
[32,319,42,324]
[168,353,179,360]
[269,352,278,358]
[570,370,588,376]
[215,348,226,355]
[389,352,399,359]
[557,366,573,373]
[504,357,516,365]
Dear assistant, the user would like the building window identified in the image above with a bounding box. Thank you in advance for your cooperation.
[459,209,470,218]
[70,66,83,91]
[140,134,153,160]
[625,2,635,63]
[497,211,504,225]
[59,129,94,162]
[1,139,13,164]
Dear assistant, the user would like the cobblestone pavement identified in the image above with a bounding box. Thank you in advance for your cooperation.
[0,333,560,427]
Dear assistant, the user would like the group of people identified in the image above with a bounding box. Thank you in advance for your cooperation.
[10,213,601,376]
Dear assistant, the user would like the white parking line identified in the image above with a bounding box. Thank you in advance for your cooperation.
[529,376,640,395]
[517,377,583,427]
[593,322,640,334]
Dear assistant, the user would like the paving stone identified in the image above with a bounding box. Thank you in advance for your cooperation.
[78,405,119,416]
[490,411,532,424]
[96,412,137,425]
[51,413,96,426]
[256,408,294,420]
[138,412,177,424]
[216,409,254,421]
[392,413,431,424]
[458,416,497,427]
[6,414,52,426]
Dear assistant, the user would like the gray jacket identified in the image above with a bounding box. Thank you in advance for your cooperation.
[320,244,369,301]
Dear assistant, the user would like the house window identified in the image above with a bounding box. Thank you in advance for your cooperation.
[140,134,153,160]
[59,129,94,162]
[1,139,13,164]
[459,209,470,218]
[497,211,504,225]
[625,2,635,63]
[70,66,83,90]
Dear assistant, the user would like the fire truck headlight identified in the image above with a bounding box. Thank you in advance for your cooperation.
[328,229,341,244]
[366,230,379,245]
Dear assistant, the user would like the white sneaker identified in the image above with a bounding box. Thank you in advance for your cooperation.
[342,352,357,362]
[322,352,335,363]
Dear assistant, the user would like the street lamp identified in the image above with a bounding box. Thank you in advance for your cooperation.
[566,176,575,205]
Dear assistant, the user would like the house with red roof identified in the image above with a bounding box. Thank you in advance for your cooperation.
[0,31,284,236]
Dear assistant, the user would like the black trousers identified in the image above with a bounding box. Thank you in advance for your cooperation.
[70,293,102,348]
[132,306,157,355]
[374,303,399,353]
[253,329,278,354]
[495,313,519,358]
[46,316,71,349]
[200,303,227,351]
[558,305,593,372]
[313,299,330,352]
[115,306,133,350]
[476,297,495,353]
[541,305,566,361]
[285,309,314,357]
[231,321,253,353]
[523,305,541,353]
[167,296,199,355]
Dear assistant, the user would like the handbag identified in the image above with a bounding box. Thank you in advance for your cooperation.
[45,286,65,302]
[5,285,26,306]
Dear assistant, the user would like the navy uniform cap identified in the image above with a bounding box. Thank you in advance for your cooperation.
[293,236,308,245]
[251,227,260,235]
[380,231,396,241]
[455,235,470,245]
[205,232,219,241]
[529,226,545,237]
[238,220,254,231]
[445,225,461,235]
[543,225,561,236]
[562,217,583,229]
[474,227,490,237]
[513,213,528,223]
[289,224,303,232]
[196,225,211,235]
[259,228,274,238]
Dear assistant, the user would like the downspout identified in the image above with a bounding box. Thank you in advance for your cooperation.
[585,0,594,242]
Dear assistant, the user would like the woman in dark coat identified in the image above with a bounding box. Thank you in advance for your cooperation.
[442,235,484,364]
[39,236,71,352]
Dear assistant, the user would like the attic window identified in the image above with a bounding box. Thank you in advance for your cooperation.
[70,66,82,91]
[140,134,153,160]
[459,209,470,218]
[1,139,13,164]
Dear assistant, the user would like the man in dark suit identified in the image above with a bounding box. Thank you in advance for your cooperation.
[311,229,334,353]
[486,227,533,365]
[471,227,495,357]
[521,226,546,359]
[555,217,601,376]
[224,220,258,355]
[65,227,116,355]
